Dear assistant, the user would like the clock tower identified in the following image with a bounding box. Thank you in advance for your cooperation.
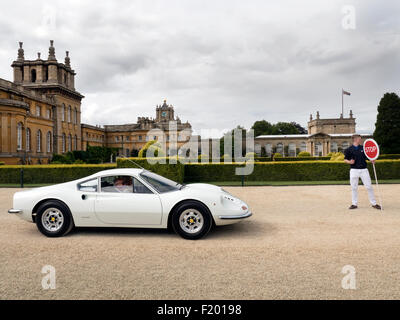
[155,99,175,122]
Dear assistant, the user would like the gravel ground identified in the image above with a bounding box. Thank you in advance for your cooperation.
[1,184,399,300]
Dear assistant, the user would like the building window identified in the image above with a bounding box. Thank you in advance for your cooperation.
[288,143,296,157]
[255,144,261,155]
[138,135,142,141]
[68,134,72,152]
[74,107,78,124]
[17,123,23,151]
[265,144,272,156]
[276,143,283,154]
[26,128,31,152]
[47,132,52,153]
[62,133,66,153]
[74,135,77,150]
[330,142,338,153]
[115,136,119,142]
[31,69,36,82]
[62,104,65,121]
[68,106,71,123]
[46,108,51,119]
[315,142,322,157]
[300,142,307,152]
[342,141,350,151]
[37,130,42,152]
[36,106,41,117]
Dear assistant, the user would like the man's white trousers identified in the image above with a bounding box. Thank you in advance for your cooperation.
[350,168,376,206]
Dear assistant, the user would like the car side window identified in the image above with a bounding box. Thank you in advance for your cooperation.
[133,178,153,194]
[78,178,98,192]
[101,175,133,193]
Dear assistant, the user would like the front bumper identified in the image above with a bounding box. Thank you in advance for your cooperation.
[218,211,252,220]
[8,209,22,214]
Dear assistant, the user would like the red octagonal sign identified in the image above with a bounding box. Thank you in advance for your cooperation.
[363,138,380,161]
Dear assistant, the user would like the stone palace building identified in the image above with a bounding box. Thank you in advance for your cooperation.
[254,111,372,157]
[0,41,191,164]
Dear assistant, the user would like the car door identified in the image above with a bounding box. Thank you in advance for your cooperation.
[94,175,162,225]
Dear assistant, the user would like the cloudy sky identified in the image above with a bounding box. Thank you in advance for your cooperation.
[1,0,399,137]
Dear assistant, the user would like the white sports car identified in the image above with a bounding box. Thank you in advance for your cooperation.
[8,168,252,239]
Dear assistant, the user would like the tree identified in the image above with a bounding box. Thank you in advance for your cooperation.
[219,126,247,157]
[273,122,301,135]
[374,92,400,154]
[251,120,306,136]
[251,120,274,136]
[290,122,307,134]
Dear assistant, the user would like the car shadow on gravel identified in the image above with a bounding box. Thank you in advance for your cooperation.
[207,220,276,239]
[71,227,175,238]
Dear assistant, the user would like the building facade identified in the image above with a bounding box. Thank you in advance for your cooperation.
[0,41,192,164]
[254,111,372,157]
[81,100,192,156]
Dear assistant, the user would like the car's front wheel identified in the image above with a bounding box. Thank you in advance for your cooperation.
[36,200,74,237]
[171,201,213,240]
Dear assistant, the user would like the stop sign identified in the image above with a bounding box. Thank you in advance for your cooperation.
[363,138,380,161]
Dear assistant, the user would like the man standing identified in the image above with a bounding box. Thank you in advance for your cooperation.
[344,134,381,210]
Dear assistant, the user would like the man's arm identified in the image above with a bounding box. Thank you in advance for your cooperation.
[344,148,355,164]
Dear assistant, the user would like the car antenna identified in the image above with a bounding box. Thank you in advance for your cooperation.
[117,155,146,171]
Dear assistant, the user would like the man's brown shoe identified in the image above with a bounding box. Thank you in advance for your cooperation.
[349,205,358,209]
[372,204,382,210]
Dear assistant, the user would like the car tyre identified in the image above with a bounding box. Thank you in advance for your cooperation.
[172,201,212,240]
[36,200,74,237]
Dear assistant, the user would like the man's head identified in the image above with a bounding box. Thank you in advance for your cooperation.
[114,177,124,187]
[352,134,362,146]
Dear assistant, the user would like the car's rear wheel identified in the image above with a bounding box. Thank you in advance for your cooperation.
[172,201,212,240]
[36,201,74,237]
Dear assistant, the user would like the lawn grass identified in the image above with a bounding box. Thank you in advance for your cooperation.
[209,179,400,186]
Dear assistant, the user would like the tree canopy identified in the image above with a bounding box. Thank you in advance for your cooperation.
[251,120,307,136]
[373,92,400,154]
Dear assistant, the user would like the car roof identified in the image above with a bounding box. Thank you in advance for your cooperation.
[93,168,144,177]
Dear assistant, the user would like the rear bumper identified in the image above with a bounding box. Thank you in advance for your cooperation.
[8,209,22,214]
[218,212,252,220]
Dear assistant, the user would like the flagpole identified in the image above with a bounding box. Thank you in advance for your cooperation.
[341,88,344,117]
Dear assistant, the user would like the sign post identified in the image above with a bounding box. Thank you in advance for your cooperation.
[363,138,383,211]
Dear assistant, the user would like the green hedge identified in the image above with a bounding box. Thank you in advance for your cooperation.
[184,160,400,182]
[379,154,400,160]
[0,164,116,184]
[116,157,184,183]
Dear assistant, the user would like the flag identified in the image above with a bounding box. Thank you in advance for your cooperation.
[342,90,351,96]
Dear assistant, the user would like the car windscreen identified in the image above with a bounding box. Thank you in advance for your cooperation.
[139,171,181,193]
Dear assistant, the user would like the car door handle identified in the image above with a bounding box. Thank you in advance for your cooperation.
[82,194,87,200]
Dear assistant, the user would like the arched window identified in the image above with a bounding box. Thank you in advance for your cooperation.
[74,107,78,124]
[315,142,322,157]
[74,135,78,150]
[62,133,66,153]
[61,104,65,122]
[31,69,36,82]
[265,144,272,156]
[288,143,296,157]
[300,142,307,152]
[330,142,338,153]
[276,143,283,154]
[17,123,23,150]
[36,130,42,152]
[47,132,52,153]
[68,134,72,151]
[342,141,350,150]
[68,106,71,123]
[26,128,31,152]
